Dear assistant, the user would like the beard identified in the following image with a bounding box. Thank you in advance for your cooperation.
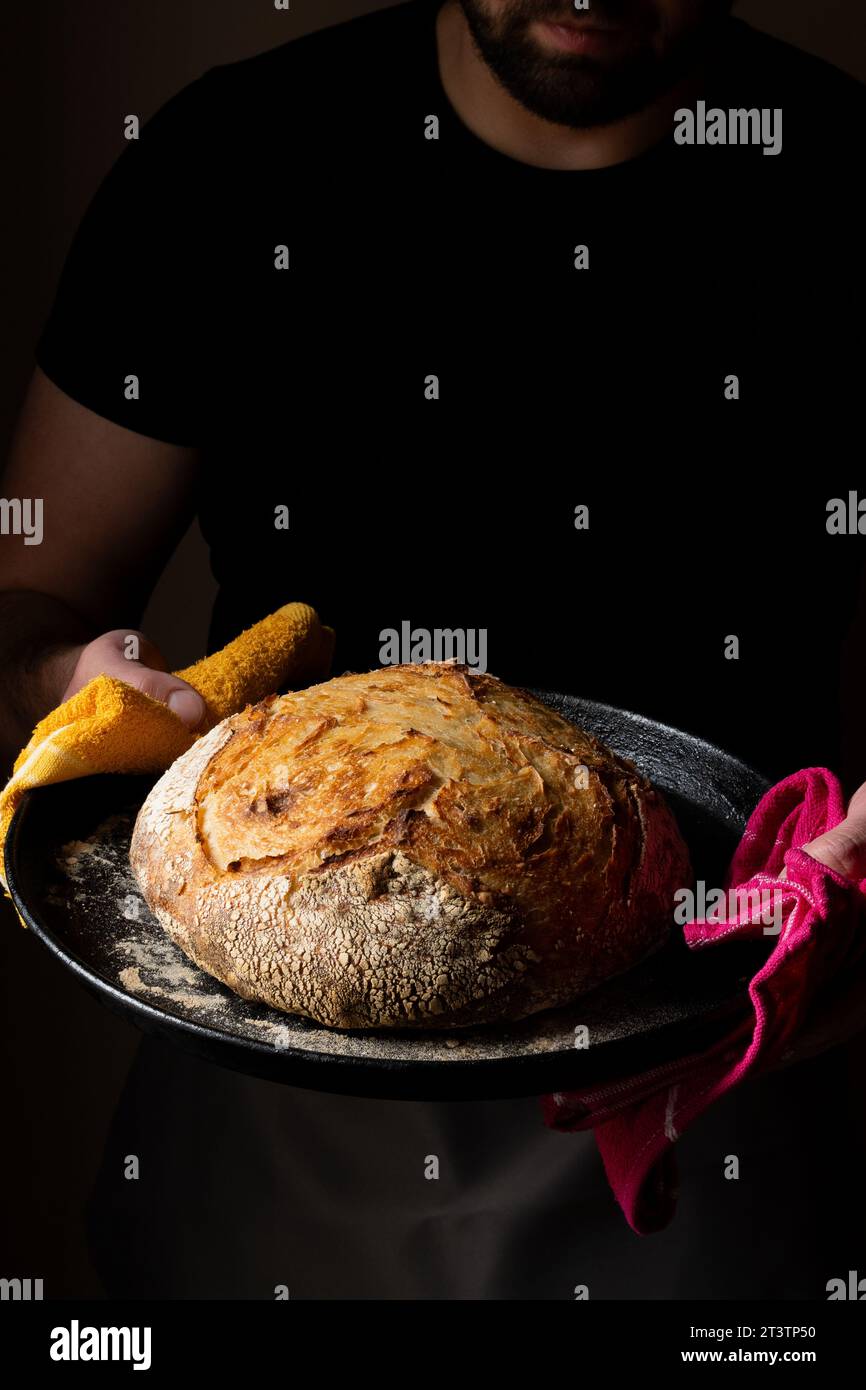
[454,0,732,129]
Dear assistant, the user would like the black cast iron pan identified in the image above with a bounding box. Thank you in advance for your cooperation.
[5,692,771,1101]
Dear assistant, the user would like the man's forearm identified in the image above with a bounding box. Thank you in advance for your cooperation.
[0,589,95,769]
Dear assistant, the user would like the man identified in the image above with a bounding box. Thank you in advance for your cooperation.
[1,0,865,1297]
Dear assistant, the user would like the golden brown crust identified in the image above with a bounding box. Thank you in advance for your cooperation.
[129,664,691,1029]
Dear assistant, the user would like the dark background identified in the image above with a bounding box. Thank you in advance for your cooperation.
[1,0,864,1296]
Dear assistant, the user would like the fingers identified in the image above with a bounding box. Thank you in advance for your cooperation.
[802,824,866,881]
[802,802,866,883]
[60,629,206,730]
[161,685,206,726]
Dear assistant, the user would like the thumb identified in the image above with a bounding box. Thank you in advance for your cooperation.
[62,630,206,731]
[802,783,866,882]
[138,674,206,730]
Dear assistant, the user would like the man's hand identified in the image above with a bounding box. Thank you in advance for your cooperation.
[61,630,205,729]
[771,781,866,1071]
[802,781,866,882]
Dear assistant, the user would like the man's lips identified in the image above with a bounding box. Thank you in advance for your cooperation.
[536,18,624,55]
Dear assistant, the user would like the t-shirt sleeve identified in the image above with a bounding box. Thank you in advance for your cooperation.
[35,71,218,447]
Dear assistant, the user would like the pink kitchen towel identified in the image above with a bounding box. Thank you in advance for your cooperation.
[542,769,866,1234]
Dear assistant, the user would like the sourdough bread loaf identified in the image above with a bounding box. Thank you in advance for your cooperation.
[130,663,691,1030]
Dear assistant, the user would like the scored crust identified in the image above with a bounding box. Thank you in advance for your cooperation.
[129,663,692,1030]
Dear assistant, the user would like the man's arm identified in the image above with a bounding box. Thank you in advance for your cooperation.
[0,368,203,765]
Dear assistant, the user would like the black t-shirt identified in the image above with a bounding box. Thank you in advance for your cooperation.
[36,0,866,788]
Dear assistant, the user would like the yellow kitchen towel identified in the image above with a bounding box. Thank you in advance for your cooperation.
[0,602,334,898]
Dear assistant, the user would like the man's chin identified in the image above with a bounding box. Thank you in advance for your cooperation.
[457,0,731,132]
[467,20,668,130]
[494,60,668,130]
